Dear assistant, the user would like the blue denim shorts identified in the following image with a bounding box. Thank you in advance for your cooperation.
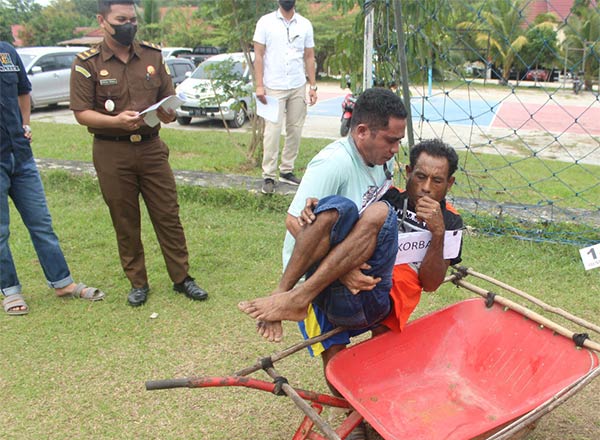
[307,195,398,329]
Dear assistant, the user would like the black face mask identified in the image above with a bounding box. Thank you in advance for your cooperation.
[108,21,137,47]
[279,0,295,12]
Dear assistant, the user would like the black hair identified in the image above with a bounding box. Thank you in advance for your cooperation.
[409,139,459,178]
[350,87,407,132]
[97,0,137,16]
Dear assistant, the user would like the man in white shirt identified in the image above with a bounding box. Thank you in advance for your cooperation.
[253,0,318,194]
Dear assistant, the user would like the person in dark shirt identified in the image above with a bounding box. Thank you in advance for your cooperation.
[0,41,105,315]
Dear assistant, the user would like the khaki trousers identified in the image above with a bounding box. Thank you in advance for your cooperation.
[262,85,307,180]
[93,137,189,288]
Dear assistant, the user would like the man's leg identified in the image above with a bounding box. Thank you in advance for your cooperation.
[261,87,288,181]
[8,157,73,289]
[279,85,307,176]
[0,157,23,303]
[239,200,390,322]
[93,140,148,289]
[138,138,189,284]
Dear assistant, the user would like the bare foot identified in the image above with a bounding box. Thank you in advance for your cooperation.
[55,282,79,297]
[257,320,284,342]
[238,291,308,322]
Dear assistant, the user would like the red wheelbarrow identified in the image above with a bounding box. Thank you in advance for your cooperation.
[146,267,600,440]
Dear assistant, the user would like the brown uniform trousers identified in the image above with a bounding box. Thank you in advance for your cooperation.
[92,136,189,288]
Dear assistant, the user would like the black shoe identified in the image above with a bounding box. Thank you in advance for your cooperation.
[279,172,301,185]
[261,178,275,194]
[174,276,208,301]
[128,286,149,307]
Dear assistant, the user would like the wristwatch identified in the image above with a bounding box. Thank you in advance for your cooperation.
[23,124,31,133]
[309,84,318,91]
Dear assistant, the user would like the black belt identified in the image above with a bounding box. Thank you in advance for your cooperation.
[94,132,159,143]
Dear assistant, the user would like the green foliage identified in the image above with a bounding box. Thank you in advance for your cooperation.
[142,0,160,24]
[305,2,358,78]
[155,7,211,47]
[520,22,559,70]
[20,0,90,45]
[0,0,41,42]
[197,0,272,52]
[71,0,96,17]
[1,172,598,439]
[561,2,600,89]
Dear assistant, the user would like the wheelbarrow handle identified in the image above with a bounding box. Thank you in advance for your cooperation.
[145,378,190,390]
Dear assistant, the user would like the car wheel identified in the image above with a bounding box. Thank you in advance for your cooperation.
[177,116,192,125]
[229,106,246,128]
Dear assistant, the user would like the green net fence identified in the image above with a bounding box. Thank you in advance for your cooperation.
[353,0,599,246]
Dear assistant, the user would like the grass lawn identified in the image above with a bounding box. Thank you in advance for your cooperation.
[30,121,600,213]
[1,171,598,439]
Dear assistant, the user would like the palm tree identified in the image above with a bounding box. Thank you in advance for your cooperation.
[562,1,600,91]
[458,0,528,84]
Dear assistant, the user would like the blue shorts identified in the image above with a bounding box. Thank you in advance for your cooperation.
[298,195,398,356]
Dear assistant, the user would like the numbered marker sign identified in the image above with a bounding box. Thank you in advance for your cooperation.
[579,242,600,271]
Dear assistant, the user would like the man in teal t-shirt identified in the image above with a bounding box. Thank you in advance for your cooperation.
[240,88,408,344]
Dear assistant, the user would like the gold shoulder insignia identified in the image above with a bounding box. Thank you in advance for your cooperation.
[140,41,161,51]
[77,47,100,61]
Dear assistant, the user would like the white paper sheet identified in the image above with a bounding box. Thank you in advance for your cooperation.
[395,229,463,265]
[254,93,280,123]
[139,92,186,127]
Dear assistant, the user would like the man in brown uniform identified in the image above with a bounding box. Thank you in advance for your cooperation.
[70,0,208,307]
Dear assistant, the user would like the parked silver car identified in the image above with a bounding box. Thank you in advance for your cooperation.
[165,57,195,87]
[16,46,87,109]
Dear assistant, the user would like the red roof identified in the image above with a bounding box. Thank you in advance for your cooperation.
[525,0,598,23]
[11,24,24,46]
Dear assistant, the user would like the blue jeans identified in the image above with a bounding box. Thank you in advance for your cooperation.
[308,195,398,329]
[0,154,73,296]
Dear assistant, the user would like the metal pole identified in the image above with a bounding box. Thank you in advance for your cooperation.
[563,45,568,90]
[363,4,375,91]
[392,0,415,148]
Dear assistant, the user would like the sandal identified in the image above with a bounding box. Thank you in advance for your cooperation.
[59,283,105,301]
[3,293,29,315]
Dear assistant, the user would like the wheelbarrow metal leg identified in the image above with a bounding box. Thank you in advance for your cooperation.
[293,403,323,440]
[265,366,341,440]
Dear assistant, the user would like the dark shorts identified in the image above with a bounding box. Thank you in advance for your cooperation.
[298,195,398,355]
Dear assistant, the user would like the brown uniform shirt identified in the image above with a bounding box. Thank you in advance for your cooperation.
[70,40,174,137]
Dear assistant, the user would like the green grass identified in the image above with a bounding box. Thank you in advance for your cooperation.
[31,121,600,214]
[1,172,599,439]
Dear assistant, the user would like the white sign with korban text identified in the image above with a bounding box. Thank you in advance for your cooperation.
[395,230,463,265]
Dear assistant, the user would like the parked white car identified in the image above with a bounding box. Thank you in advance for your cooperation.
[161,47,192,59]
[16,46,88,109]
[175,52,254,128]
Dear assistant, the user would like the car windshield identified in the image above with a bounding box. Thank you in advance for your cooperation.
[17,53,36,68]
[190,58,244,80]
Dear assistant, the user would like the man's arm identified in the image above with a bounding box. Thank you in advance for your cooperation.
[73,109,141,132]
[253,42,267,104]
[18,93,31,140]
[304,46,317,105]
[415,197,450,291]
[18,94,30,126]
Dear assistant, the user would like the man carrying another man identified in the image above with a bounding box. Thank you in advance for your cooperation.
[239,88,462,393]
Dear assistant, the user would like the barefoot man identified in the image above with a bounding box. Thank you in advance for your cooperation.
[239,90,462,409]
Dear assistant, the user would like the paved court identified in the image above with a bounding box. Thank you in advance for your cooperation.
[309,92,600,136]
